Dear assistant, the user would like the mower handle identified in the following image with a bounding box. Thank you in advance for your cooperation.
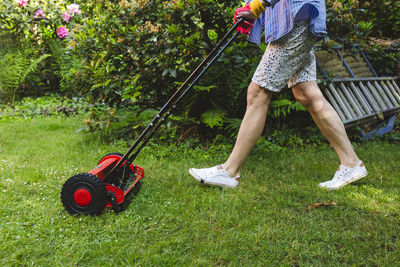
[104,18,245,184]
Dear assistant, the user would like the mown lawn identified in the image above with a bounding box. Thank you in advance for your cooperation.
[0,116,399,266]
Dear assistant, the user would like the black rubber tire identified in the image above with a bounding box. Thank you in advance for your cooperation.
[97,152,123,165]
[61,173,108,216]
[114,180,142,213]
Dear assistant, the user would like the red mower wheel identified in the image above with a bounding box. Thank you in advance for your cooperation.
[73,188,92,206]
[61,173,108,216]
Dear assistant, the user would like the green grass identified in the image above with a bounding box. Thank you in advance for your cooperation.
[0,116,399,266]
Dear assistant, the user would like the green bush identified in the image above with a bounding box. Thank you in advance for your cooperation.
[326,0,400,43]
[0,37,50,103]
[364,41,400,77]
[66,0,315,139]
[68,0,255,102]
[2,0,398,141]
[0,0,84,103]
[0,95,91,119]
[60,0,261,136]
[360,0,400,38]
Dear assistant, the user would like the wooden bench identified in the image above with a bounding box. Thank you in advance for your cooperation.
[316,46,400,139]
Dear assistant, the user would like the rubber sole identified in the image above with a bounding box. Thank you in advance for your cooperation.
[188,168,238,188]
[321,170,368,190]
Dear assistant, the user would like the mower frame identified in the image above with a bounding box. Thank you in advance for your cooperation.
[61,18,245,215]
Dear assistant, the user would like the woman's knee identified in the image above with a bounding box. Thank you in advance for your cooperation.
[295,92,323,109]
[247,82,272,107]
[292,82,325,111]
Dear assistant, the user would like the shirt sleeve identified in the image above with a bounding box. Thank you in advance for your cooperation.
[244,0,278,45]
[263,0,280,8]
[246,0,280,8]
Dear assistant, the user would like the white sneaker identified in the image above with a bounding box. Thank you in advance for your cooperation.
[189,165,240,188]
[319,161,367,190]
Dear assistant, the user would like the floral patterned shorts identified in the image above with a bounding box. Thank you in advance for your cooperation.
[252,22,317,92]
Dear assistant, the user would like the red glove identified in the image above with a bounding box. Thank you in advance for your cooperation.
[234,4,255,35]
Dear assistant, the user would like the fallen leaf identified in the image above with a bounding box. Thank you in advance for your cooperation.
[308,201,336,209]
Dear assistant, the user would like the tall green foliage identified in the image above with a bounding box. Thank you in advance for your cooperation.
[324,0,400,77]
[66,0,265,130]
[69,0,247,104]
[0,47,50,104]
[326,0,400,42]
[0,0,84,102]
[360,0,400,38]
[2,0,398,136]
[47,40,83,95]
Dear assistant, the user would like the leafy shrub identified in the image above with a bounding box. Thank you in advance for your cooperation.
[2,0,398,144]
[0,95,91,119]
[325,0,372,45]
[0,43,50,103]
[0,0,83,45]
[326,0,400,44]
[59,0,262,137]
[67,0,253,102]
[0,0,84,103]
[359,1,400,38]
[322,0,400,79]
[364,41,400,77]
[47,39,83,95]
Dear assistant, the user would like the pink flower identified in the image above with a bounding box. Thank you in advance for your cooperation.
[66,4,81,14]
[34,9,46,19]
[17,0,28,7]
[56,27,69,39]
[62,11,71,22]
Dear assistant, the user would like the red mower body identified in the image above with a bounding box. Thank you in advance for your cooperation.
[89,154,144,207]
[61,154,144,215]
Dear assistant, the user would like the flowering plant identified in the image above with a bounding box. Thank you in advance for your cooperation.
[67,4,80,14]
[0,0,82,43]
[34,9,46,19]
[56,26,68,38]
[17,0,28,7]
[62,11,71,22]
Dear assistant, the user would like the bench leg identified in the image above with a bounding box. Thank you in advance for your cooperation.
[360,115,396,140]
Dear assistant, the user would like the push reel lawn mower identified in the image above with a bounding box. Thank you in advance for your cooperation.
[60,18,245,216]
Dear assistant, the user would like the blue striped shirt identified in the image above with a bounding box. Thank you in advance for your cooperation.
[245,0,327,44]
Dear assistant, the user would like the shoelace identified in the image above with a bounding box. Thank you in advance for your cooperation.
[203,168,226,178]
[332,167,350,182]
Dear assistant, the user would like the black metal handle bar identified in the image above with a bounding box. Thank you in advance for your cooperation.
[104,18,245,182]
[127,30,240,163]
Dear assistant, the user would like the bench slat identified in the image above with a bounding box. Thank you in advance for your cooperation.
[349,82,374,114]
[358,82,381,112]
[328,83,353,120]
[387,80,400,105]
[380,81,399,106]
[339,82,363,117]
[367,81,388,110]
[325,87,346,121]
[373,81,394,107]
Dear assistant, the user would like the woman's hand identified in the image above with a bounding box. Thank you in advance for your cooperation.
[234,4,256,35]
